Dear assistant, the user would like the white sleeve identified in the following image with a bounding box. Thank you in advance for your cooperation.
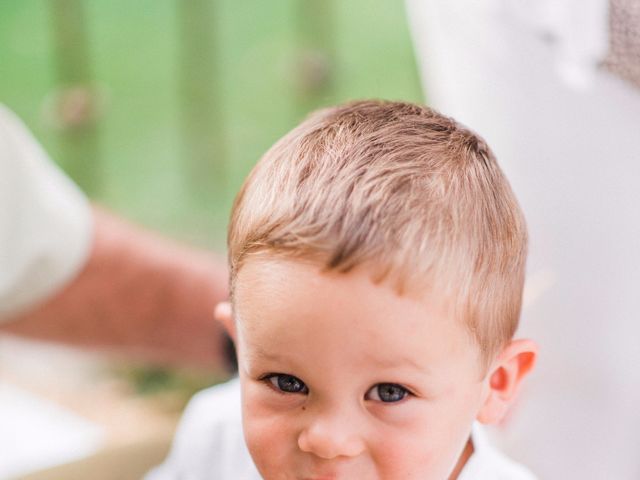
[145,379,261,480]
[0,105,93,319]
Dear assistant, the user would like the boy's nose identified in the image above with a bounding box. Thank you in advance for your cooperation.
[297,412,366,459]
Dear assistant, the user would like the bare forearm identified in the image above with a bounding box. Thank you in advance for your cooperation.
[1,207,230,370]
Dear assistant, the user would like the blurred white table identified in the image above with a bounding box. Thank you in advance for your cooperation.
[0,382,103,479]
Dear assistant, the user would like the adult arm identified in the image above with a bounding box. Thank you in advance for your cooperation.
[1,206,230,369]
[0,105,230,369]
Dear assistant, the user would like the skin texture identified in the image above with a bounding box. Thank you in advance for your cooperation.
[0,207,230,369]
[218,258,537,480]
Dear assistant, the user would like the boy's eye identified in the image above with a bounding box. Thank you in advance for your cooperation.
[366,383,409,403]
[265,374,308,394]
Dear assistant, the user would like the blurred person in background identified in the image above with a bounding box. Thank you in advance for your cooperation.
[407,0,640,478]
[0,104,230,371]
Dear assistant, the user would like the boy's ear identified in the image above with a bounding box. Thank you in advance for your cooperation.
[214,301,236,341]
[476,339,538,425]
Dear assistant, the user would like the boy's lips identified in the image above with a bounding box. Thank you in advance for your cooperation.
[300,471,339,480]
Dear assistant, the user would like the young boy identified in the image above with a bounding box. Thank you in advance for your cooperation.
[147,100,538,479]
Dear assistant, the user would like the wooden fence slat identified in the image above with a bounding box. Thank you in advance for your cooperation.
[294,0,335,119]
[49,0,101,196]
[177,0,226,200]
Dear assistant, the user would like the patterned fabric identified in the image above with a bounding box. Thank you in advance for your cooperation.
[602,0,640,89]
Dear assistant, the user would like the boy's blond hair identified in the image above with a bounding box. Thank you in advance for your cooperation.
[228,100,527,364]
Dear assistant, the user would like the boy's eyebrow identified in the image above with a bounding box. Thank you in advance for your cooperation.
[244,342,291,365]
[250,344,432,375]
[250,347,282,362]
[366,354,432,374]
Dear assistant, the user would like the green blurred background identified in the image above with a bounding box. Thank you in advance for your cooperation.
[2,3,424,475]
[1,0,423,251]
[1,0,424,413]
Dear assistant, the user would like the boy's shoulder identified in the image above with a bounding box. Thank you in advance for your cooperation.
[462,424,538,480]
[145,378,261,480]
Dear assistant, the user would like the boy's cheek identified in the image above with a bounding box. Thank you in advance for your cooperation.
[365,436,463,480]
[241,382,299,465]
[243,406,298,479]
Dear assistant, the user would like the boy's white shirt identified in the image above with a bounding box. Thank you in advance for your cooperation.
[146,378,536,480]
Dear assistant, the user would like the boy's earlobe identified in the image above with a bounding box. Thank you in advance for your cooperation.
[476,339,538,425]
[214,301,236,341]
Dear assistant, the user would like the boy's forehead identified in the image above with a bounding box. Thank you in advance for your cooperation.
[233,257,478,370]
[234,257,394,316]
[233,254,447,308]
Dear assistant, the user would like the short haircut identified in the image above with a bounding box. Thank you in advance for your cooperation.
[228,100,527,364]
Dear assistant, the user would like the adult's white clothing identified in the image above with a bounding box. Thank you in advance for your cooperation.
[146,378,537,480]
[406,1,640,478]
[0,105,92,318]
